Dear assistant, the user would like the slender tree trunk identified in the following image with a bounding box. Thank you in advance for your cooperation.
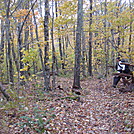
[55,1,64,69]
[21,1,30,78]
[62,37,66,69]
[11,33,19,72]
[0,20,4,64]
[104,0,108,77]
[59,37,64,69]
[88,0,93,76]
[81,1,86,77]
[5,0,14,84]
[116,1,121,56]
[128,0,132,62]
[5,44,9,81]
[44,0,50,90]
[73,25,76,46]
[73,0,83,89]
[81,31,86,77]
[17,0,23,78]
[0,20,5,82]
[24,1,30,50]
[32,7,44,72]
[110,29,115,72]
[29,12,36,74]
[51,0,56,89]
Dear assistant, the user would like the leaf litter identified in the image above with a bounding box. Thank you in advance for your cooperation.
[0,76,133,134]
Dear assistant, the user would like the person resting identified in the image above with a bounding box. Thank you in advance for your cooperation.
[112,57,131,88]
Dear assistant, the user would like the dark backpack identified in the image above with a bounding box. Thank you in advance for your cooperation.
[121,59,131,74]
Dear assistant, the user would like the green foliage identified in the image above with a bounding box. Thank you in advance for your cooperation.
[21,48,38,69]
[15,107,55,133]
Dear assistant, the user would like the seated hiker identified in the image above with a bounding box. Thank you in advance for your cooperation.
[112,57,131,88]
[120,59,132,75]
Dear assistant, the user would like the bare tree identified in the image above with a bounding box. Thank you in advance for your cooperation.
[51,0,56,89]
[104,0,109,77]
[0,20,4,64]
[73,0,83,89]
[128,0,133,62]
[4,0,14,84]
[88,0,93,76]
[0,19,5,82]
[44,0,50,90]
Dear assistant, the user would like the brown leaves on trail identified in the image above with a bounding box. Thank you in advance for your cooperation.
[0,77,134,133]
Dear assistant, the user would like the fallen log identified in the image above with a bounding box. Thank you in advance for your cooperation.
[112,73,133,77]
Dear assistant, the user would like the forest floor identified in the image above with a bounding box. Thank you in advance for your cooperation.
[0,76,134,134]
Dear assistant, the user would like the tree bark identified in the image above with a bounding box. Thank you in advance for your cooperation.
[0,20,4,64]
[73,0,83,89]
[5,0,14,84]
[44,0,50,90]
[0,19,5,82]
[88,0,93,76]
[104,0,108,77]
[128,0,132,62]
[51,0,56,90]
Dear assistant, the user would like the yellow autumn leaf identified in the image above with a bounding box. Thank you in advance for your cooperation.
[23,51,29,56]
[32,74,36,77]
[20,76,25,79]
[28,77,32,81]
[20,48,25,52]
[20,66,28,71]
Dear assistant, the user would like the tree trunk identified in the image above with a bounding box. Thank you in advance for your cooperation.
[59,37,64,69]
[5,0,14,84]
[104,0,108,77]
[24,1,30,50]
[0,19,5,82]
[116,1,121,56]
[88,0,93,76]
[55,1,65,69]
[73,0,83,89]
[17,0,23,78]
[51,0,56,90]
[110,29,115,72]
[44,0,50,90]
[32,7,44,72]
[0,19,4,64]
[11,33,19,73]
[128,0,132,62]
[62,37,66,69]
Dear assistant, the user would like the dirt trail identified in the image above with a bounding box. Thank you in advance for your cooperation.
[1,77,134,134]
[50,77,134,133]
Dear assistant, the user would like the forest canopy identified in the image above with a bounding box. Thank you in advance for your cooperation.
[0,0,133,86]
